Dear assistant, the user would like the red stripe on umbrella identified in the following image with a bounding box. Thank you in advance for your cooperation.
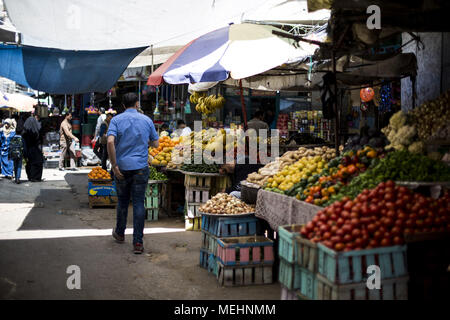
[147,39,196,86]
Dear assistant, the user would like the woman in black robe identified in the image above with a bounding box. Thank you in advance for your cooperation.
[22,114,44,182]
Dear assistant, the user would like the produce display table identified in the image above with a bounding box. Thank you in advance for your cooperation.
[255,189,322,231]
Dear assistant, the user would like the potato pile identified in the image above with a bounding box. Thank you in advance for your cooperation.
[246,146,337,186]
[199,193,255,215]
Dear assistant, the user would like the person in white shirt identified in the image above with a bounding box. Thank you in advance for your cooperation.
[93,107,107,158]
[171,120,191,138]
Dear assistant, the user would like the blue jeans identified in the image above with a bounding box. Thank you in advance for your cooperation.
[13,156,22,182]
[114,166,149,245]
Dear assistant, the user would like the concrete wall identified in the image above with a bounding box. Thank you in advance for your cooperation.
[401,32,450,111]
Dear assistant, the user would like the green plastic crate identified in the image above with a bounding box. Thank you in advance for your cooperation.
[278,225,303,264]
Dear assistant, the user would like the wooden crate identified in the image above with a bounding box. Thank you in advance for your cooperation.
[317,243,408,285]
[186,202,203,218]
[207,252,219,277]
[145,196,159,209]
[88,195,118,208]
[316,273,408,300]
[88,179,117,208]
[278,225,303,264]
[217,236,274,266]
[201,230,219,256]
[296,235,318,272]
[217,261,273,287]
[199,248,209,269]
[185,188,210,203]
[185,216,202,231]
[145,183,160,197]
[280,286,300,301]
[201,215,259,238]
[184,174,211,189]
[146,208,159,221]
[278,258,317,298]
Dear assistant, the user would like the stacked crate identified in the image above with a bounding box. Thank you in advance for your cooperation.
[200,214,274,286]
[278,224,409,300]
[184,174,212,231]
[316,243,408,300]
[145,181,165,221]
[278,225,318,300]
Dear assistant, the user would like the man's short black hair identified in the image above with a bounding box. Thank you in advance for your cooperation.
[161,123,169,130]
[122,92,139,108]
[65,112,72,117]
[253,111,264,119]
[177,120,186,126]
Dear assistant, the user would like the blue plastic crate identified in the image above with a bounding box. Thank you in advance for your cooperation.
[207,252,219,277]
[201,214,259,237]
[317,243,408,285]
[199,249,209,269]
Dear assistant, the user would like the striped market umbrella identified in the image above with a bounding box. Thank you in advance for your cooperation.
[147,23,307,86]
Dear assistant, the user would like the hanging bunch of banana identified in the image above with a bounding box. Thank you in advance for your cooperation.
[191,91,226,115]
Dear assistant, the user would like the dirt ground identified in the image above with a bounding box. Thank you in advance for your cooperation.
[0,168,281,299]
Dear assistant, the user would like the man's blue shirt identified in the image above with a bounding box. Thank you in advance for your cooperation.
[107,109,158,171]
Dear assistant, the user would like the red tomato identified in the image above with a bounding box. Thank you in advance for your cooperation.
[320,224,329,233]
[323,240,333,248]
[415,219,424,227]
[391,226,401,236]
[383,217,394,227]
[384,193,393,202]
[331,236,342,244]
[330,214,338,221]
[323,232,331,240]
[424,217,433,227]
[341,210,351,219]
[331,225,339,234]
[350,218,360,228]
[343,201,353,211]
[385,180,395,188]
[350,212,360,219]
[343,234,352,243]
[354,238,363,248]
[327,220,335,227]
[393,236,404,245]
[374,231,382,240]
[352,228,361,238]
[405,219,414,228]
[369,204,379,215]
[306,221,314,231]
[395,219,405,228]
[336,218,345,227]
[336,229,345,237]
[342,224,352,233]
[334,243,345,251]
[385,202,395,210]
[319,214,327,222]
[380,238,391,247]
[367,223,376,233]
[395,199,404,208]
[369,239,378,248]
[345,242,354,250]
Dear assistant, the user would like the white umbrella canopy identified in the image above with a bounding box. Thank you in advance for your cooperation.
[0,91,37,112]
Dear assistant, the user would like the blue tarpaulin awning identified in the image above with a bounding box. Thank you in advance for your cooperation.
[0,44,146,94]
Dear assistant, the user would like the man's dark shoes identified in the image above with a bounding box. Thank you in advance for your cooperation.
[112,229,124,243]
[133,243,144,254]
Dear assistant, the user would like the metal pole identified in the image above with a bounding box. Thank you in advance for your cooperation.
[138,80,141,108]
[239,80,248,130]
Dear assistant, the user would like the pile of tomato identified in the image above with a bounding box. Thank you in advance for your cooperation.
[301,180,450,251]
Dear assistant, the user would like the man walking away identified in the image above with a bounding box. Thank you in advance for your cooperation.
[59,112,79,171]
[23,114,44,181]
[99,112,113,170]
[107,93,159,254]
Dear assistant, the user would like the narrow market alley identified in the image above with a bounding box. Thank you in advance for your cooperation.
[0,169,280,299]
